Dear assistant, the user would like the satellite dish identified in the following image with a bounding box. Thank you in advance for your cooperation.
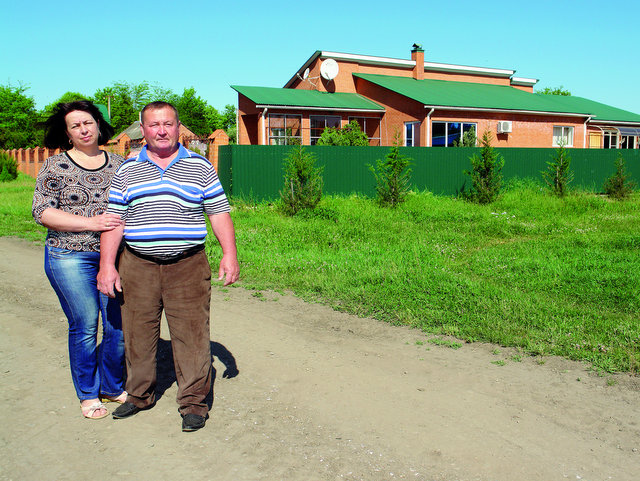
[303,68,310,80]
[320,58,339,81]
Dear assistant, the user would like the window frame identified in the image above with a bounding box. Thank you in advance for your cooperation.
[404,121,421,147]
[310,115,342,145]
[552,126,574,147]
[268,114,302,145]
[431,121,477,147]
[349,116,382,146]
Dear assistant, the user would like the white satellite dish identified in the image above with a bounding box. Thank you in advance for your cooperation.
[303,68,310,80]
[320,58,339,81]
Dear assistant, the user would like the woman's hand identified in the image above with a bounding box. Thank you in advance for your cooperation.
[89,213,124,232]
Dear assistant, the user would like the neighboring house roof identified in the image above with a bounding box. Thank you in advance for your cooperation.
[121,120,143,141]
[354,73,640,124]
[231,85,385,112]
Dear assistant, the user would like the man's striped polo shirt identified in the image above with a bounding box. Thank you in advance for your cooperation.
[106,144,230,257]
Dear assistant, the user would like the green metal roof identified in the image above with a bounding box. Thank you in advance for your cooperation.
[231,85,384,111]
[354,73,640,123]
[537,94,640,123]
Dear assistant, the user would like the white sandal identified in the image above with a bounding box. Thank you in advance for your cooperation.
[81,401,108,420]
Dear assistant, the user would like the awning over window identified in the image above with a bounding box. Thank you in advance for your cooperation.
[617,127,640,136]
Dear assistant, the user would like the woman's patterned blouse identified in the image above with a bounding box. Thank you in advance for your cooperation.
[32,151,124,252]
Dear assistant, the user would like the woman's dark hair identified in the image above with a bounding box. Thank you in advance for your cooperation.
[44,100,115,149]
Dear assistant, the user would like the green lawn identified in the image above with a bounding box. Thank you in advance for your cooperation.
[5,174,639,373]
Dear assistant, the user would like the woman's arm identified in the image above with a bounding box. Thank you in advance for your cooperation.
[39,208,123,233]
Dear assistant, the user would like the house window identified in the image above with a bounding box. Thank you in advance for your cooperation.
[310,116,341,145]
[405,122,420,147]
[553,126,574,147]
[349,117,381,146]
[432,122,477,147]
[603,131,618,148]
[620,135,637,149]
[269,114,301,145]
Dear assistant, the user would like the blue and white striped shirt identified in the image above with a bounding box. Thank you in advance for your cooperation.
[107,144,230,256]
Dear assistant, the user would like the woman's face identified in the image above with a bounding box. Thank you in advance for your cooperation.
[65,110,99,149]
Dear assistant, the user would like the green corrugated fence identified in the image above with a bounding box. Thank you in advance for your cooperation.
[218,145,640,200]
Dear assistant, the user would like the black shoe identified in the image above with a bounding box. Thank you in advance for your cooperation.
[112,402,141,419]
[182,413,206,432]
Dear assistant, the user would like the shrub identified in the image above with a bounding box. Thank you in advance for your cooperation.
[279,145,324,216]
[463,130,504,204]
[603,152,637,200]
[369,134,412,207]
[542,142,573,197]
[317,120,369,146]
[0,151,18,182]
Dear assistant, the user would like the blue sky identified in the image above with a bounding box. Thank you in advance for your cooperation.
[2,0,639,116]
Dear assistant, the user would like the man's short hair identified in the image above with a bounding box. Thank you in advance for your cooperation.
[140,101,180,124]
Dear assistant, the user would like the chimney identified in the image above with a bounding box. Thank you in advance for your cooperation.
[411,43,424,80]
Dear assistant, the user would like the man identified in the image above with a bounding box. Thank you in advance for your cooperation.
[97,101,239,432]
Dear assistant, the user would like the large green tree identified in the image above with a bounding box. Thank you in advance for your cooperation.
[93,81,173,133]
[171,87,210,136]
[0,84,39,149]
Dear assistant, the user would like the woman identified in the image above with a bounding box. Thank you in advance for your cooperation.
[32,101,127,419]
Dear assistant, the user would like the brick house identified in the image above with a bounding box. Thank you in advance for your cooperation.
[233,45,640,149]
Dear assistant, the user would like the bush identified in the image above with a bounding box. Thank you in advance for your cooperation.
[542,142,573,197]
[603,152,637,200]
[463,130,504,204]
[317,120,369,146]
[0,151,18,182]
[279,145,324,216]
[369,134,412,207]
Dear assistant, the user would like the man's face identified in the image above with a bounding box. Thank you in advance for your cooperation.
[140,107,180,155]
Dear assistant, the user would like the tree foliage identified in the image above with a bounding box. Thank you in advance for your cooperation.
[463,130,504,204]
[537,86,571,96]
[0,151,18,181]
[317,120,369,146]
[2,80,237,148]
[369,133,413,207]
[453,126,477,147]
[542,142,573,197]
[603,152,637,200]
[171,87,210,136]
[0,84,39,150]
[279,145,324,216]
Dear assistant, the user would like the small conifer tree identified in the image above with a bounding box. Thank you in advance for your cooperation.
[279,145,324,216]
[463,130,504,204]
[542,142,573,197]
[369,133,413,207]
[603,152,637,200]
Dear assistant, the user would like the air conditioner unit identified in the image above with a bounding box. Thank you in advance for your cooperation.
[497,121,512,134]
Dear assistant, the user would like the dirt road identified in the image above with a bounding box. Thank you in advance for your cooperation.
[0,236,638,481]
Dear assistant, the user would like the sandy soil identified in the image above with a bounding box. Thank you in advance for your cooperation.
[0,236,638,481]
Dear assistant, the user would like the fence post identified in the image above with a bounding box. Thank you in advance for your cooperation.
[207,129,229,173]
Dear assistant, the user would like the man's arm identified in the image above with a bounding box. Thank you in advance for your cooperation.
[97,225,124,297]
[207,212,239,286]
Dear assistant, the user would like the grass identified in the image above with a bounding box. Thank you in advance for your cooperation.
[4,174,639,373]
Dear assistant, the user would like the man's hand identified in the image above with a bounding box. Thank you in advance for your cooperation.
[97,265,122,298]
[218,254,240,286]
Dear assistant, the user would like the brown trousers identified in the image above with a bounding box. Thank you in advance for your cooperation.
[119,248,212,416]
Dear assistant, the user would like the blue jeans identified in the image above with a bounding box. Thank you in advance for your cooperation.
[44,246,125,401]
